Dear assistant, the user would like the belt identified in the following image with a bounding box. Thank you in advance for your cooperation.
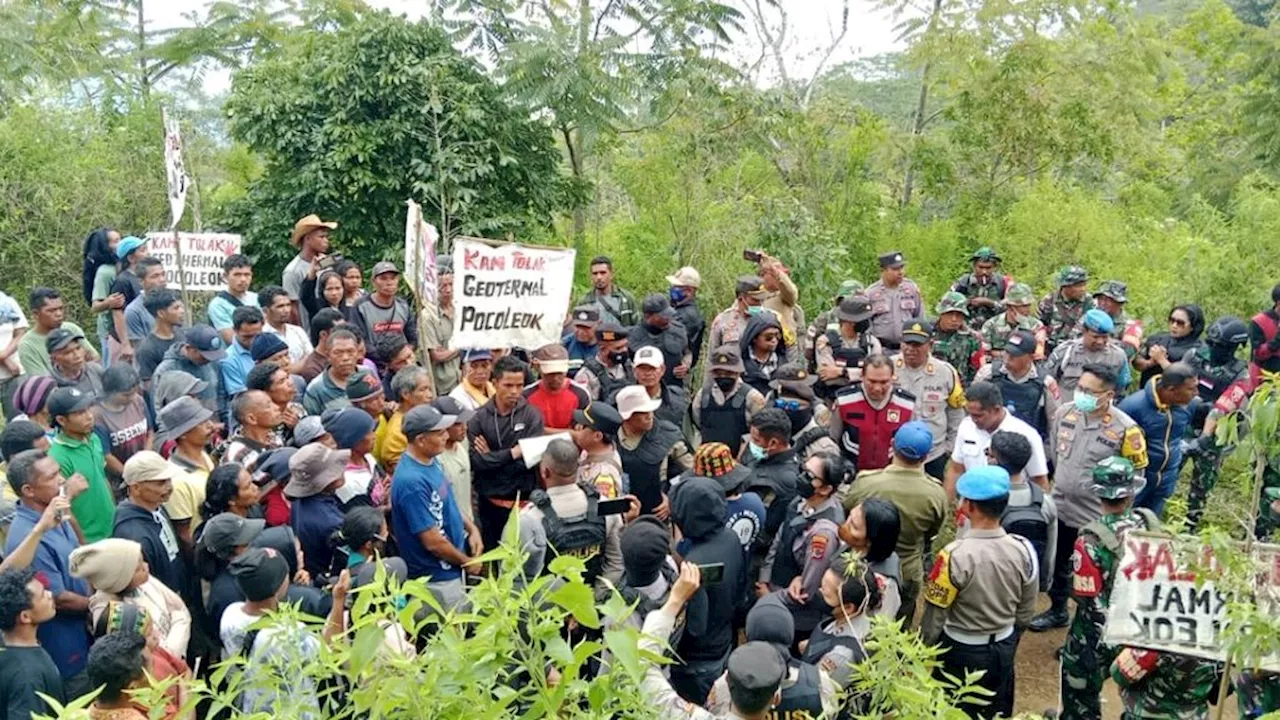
[943,625,1015,645]
[487,497,518,509]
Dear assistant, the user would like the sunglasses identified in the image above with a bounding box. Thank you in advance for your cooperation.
[773,398,806,412]
[1169,317,1189,326]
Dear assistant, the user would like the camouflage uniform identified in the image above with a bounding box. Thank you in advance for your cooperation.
[1236,670,1280,718]
[932,292,986,386]
[1111,646,1221,720]
[1039,266,1096,354]
[949,247,1010,330]
[1092,281,1145,362]
[1181,327,1251,532]
[1061,457,1160,720]
[980,283,1047,358]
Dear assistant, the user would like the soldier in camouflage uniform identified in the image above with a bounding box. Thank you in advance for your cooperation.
[1039,265,1096,355]
[1111,646,1221,719]
[806,279,865,370]
[1181,317,1252,532]
[1060,457,1161,720]
[980,283,1047,360]
[1092,280,1145,362]
[950,246,1012,330]
[933,292,986,386]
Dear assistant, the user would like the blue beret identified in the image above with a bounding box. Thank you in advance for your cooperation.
[956,465,1011,501]
[1083,309,1115,334]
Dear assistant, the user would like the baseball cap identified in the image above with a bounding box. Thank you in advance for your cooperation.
[1005,283,1034,306]
[201,513,267,559]
[573,401,623,437]
[641,294,674,318]
[534,344,571,375]
[250,333,290,363]
[253,447,297,486]
[571,306,600,327]
[230,547,290,602]
[726,642,787,703]
[290,214,338,246]
[666,266,702,289]
[402,405,456,439]
[372,261,399,277]
[956,465,1011,501]
[46,327,84,354]
[615,385,661,419]
[902,319,934,343]
[936,291,970,317]
[1004,329,1037,357]
[878,251,906,269]
[432,396,474,425]
[115,235,147,260]
[345,368,384,402]
[596,322,627,342]
[1083,309,1115,334]
[462,348,493,363]
[122,451,177,485]
[836,295,874,323]
[892,421,934,462]
[181,325,227,361]
[322,407,376,450]
[633,346,664,368]
[735,275,767,298]
[708,345,745,373]
[47,387,95,419]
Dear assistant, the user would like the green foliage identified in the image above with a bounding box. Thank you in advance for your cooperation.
[220,11,577,284]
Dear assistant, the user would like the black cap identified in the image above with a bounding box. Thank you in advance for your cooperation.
[726,641,787,698]
[181,324,227,361]
[596,322,627,343]
[879,251,906,269]
[229,547,290,602]
[641,293,674,317]
[1004,329,1037,357]
[253,447,297,486]
[46,327,85,354]
[431,396,474,425]
[769,363,818,401]
[901,319,934,343]
[571,305,600,327]
[201,513,266,559]
[47,387,95,418]
[573,401,623,437]
[402,405,455,439]
[620,516,670,587]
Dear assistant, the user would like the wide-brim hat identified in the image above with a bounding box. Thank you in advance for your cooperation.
[290,214,338,246]
[284,444,351,498]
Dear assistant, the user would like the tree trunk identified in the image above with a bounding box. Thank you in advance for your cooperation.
[562,125,586,247]
[135,0,149,99]
[901,0,944,208]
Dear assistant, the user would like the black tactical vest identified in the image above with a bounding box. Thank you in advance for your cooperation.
[617,420,682,514]
[768,661,825,720]
[990,365,1048,436]
[769,498,842,588]
[583,356,635,401]
[697,383,751,456]
[531,482,608,584]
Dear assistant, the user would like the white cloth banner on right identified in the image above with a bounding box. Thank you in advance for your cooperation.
[449,238,576,350]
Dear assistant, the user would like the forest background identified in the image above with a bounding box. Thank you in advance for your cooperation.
[2,0,1279,334]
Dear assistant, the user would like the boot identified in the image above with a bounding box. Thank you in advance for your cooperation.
[1029,605,1069,632]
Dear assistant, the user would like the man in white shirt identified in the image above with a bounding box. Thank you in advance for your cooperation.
[0,290,29,420]
[258,285,314,369]
[945,380,1049,500]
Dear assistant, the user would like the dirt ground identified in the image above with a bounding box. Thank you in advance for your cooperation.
[1011,595,1239,719]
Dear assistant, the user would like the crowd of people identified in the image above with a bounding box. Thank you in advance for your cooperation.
[1,222,1279,719]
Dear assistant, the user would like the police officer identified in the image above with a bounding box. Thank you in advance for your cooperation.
[830,354,916,473]
[813,294,881,400]
[707,275,769,364]
[758,451,845,635]
[1183,316,1252,531]
[950,246,1010,329]
[1110,645,1221,719]
[509,438,628,595]
[933,292,985,386]
[767,364,840,460]
[1044,309,1132,394]
[866,251,924,351]
[692,345,765,458]
[1058,457,1162,720]
[627,294,691,388]
[576,322,635,401]
[893,320,966,480]
[1092,280,1144,362]
[615,385,693,517]
[921,465,1038,720]
[973,329,1061,442]
[981,282,1047,359]
[1039,265,1096,354]
[806,280,865,369]
[1032,363,1148,632]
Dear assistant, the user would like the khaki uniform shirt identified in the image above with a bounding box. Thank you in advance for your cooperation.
[575,361,629,402]
[578,448,625,499]
[892,356,966,462]
[1049,404,1149,527]
[920,527,1039,644]
[866,279,924,347]
[420,304,460,396]
[1044,337,1131,394]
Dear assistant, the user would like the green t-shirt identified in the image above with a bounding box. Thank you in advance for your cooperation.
[47,431,116,543]
[17,322,98,377]
[91,264,118,343]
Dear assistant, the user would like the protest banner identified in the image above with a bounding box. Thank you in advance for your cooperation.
[1103,530,1280,669]
[449,238,576,350]
[403,199,440,307]
[143,232,243,292]
[163,108,189,229]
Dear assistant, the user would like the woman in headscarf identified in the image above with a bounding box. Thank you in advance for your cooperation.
[84,227,123,363]
[1135,303,1205,387]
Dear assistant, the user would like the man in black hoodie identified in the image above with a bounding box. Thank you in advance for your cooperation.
[468,355,545,550]
[111,451,188,599]
[742,408,801,570]
[670,475,746,705]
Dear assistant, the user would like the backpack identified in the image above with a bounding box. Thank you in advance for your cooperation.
[1000,485,1050,589]
[216,290,245,309]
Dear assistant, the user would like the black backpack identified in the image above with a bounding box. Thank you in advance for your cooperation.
[532,482,608,584]
[1000,485,1050,589]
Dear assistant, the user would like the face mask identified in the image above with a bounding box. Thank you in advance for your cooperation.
[670,287,688,305]
[714,376,737,394]
[1209,343,1237,366]
[853,319,871,334]
[609,351,629,366]
[644,322,664,334]
[795,475,817,499]
[747,441,767,461]
[787,407,815,435]
[1073,389,1100,413]
[746,305,763,316]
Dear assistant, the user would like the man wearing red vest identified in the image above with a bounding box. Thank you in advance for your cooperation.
[1249,283,1280,390]
[830,353,916,473]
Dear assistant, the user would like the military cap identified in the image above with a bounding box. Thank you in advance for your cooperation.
[596,322,627,343]
[770,363,818,401]
[1005,283,1035,306]
[709,345,745,373]
[726,641,787,698]
[735,275,768,298]
[1093,280,1128,304]
[1090,456,1145,499]
[936,291,970,317]
[1056,265,1089,287]
[836,280,865,299]
[901,319,934,343]
[956,465,1011,501]
[878,251,906,269]
[1005,329,1037,357]
[571,305,600,327]
[970,246,1002,263]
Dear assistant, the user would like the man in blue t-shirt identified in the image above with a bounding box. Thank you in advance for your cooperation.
[390,405,483,612]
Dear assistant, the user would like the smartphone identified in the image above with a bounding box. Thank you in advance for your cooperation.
[597,497,632,517]
[742,249,762,263]
[317,254,337,270]
[696,562,725,585]
[55,486,66,523]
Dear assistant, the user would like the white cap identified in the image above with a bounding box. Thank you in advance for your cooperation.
[615,385,662,419]
[665,266,702,289]
[633,346,664,368]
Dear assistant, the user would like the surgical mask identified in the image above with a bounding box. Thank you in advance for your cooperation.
[746,305,764,316]
[714,376,737,394]
[747,441,767,461]
[1073,389,1101,413]
[670,287,688,305]
[609,351,629,366]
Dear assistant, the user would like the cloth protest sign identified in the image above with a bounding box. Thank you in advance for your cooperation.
[403,199,439,307]
[143,232,243,292]
[162,108,189,229]
[449,238,575,350]
[1103,530,1280,669]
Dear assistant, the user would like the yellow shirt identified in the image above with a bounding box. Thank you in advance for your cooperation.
[165,452,212,528]
[375,413,402,470]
